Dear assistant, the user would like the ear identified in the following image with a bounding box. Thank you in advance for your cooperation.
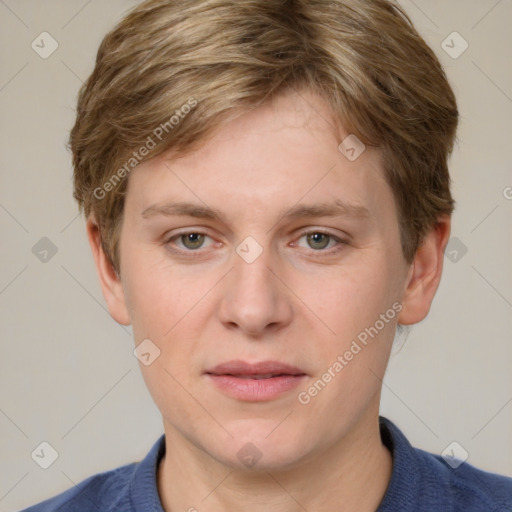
[86,215,131,326]
[397,216,451,325]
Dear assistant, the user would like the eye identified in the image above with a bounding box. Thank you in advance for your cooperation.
[180,232,206,250]
[305,232,332,250]
[166,231,215,251]
[294,230,345,252]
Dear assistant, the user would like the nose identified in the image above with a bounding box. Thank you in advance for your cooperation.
[217,240,293,337]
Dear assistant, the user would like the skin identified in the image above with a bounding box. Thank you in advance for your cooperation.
[87,89,450,512]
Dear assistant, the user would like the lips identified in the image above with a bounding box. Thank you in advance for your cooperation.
[205,360,307,401]
[205,360,306,378]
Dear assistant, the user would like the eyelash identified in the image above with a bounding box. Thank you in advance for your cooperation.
[163,229,347,258]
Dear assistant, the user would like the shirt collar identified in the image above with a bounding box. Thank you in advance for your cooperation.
[130,434,166,512]
[128,416,446,511]
[377,416,448,511]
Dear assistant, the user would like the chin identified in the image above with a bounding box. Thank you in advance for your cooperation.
[209,422,312,472]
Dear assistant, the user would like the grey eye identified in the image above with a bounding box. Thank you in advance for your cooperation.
[180,233,206,250]
[306,232,331,250]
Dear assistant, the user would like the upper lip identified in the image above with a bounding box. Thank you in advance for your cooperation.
[205,360,306,377]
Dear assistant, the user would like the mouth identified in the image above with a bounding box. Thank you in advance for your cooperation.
[204,360,307,401]
[227,373,293,380]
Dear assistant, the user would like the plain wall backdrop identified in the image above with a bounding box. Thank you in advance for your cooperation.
[0,1,511,510]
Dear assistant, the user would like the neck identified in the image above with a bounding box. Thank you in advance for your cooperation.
[157,410,392,512]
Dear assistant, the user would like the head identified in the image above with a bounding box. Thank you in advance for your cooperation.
[72,0,458,470]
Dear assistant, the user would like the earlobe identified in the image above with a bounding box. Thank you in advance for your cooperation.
[397,216,451,326]
[86,216,131,326]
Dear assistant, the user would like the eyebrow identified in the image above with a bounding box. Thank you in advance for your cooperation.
[141,199,371,223]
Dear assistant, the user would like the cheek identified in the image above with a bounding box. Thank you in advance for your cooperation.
[120,243,189,337]
[299,255,401,406]
[314,261,399,340]
[296,270,397,422]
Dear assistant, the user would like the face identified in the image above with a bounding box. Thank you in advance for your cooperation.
[93,89,437,471]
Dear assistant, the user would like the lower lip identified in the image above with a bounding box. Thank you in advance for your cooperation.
[206,374,306,401]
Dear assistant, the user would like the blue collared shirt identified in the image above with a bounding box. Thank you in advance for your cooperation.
[21,416,512,511]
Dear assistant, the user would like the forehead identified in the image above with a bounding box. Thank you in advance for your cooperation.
[124,89,394,227]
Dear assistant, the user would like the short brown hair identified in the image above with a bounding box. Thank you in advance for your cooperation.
[70,0,458,271]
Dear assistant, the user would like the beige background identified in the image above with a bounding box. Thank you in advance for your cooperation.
[1,1,511,510]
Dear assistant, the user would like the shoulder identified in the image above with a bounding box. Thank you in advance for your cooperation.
[20,435,166,512]
[418,447,512,511]
[20,462,137,512]
[379,417,512,512]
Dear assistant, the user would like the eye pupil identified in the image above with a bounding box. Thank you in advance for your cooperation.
[307,232,330,250]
